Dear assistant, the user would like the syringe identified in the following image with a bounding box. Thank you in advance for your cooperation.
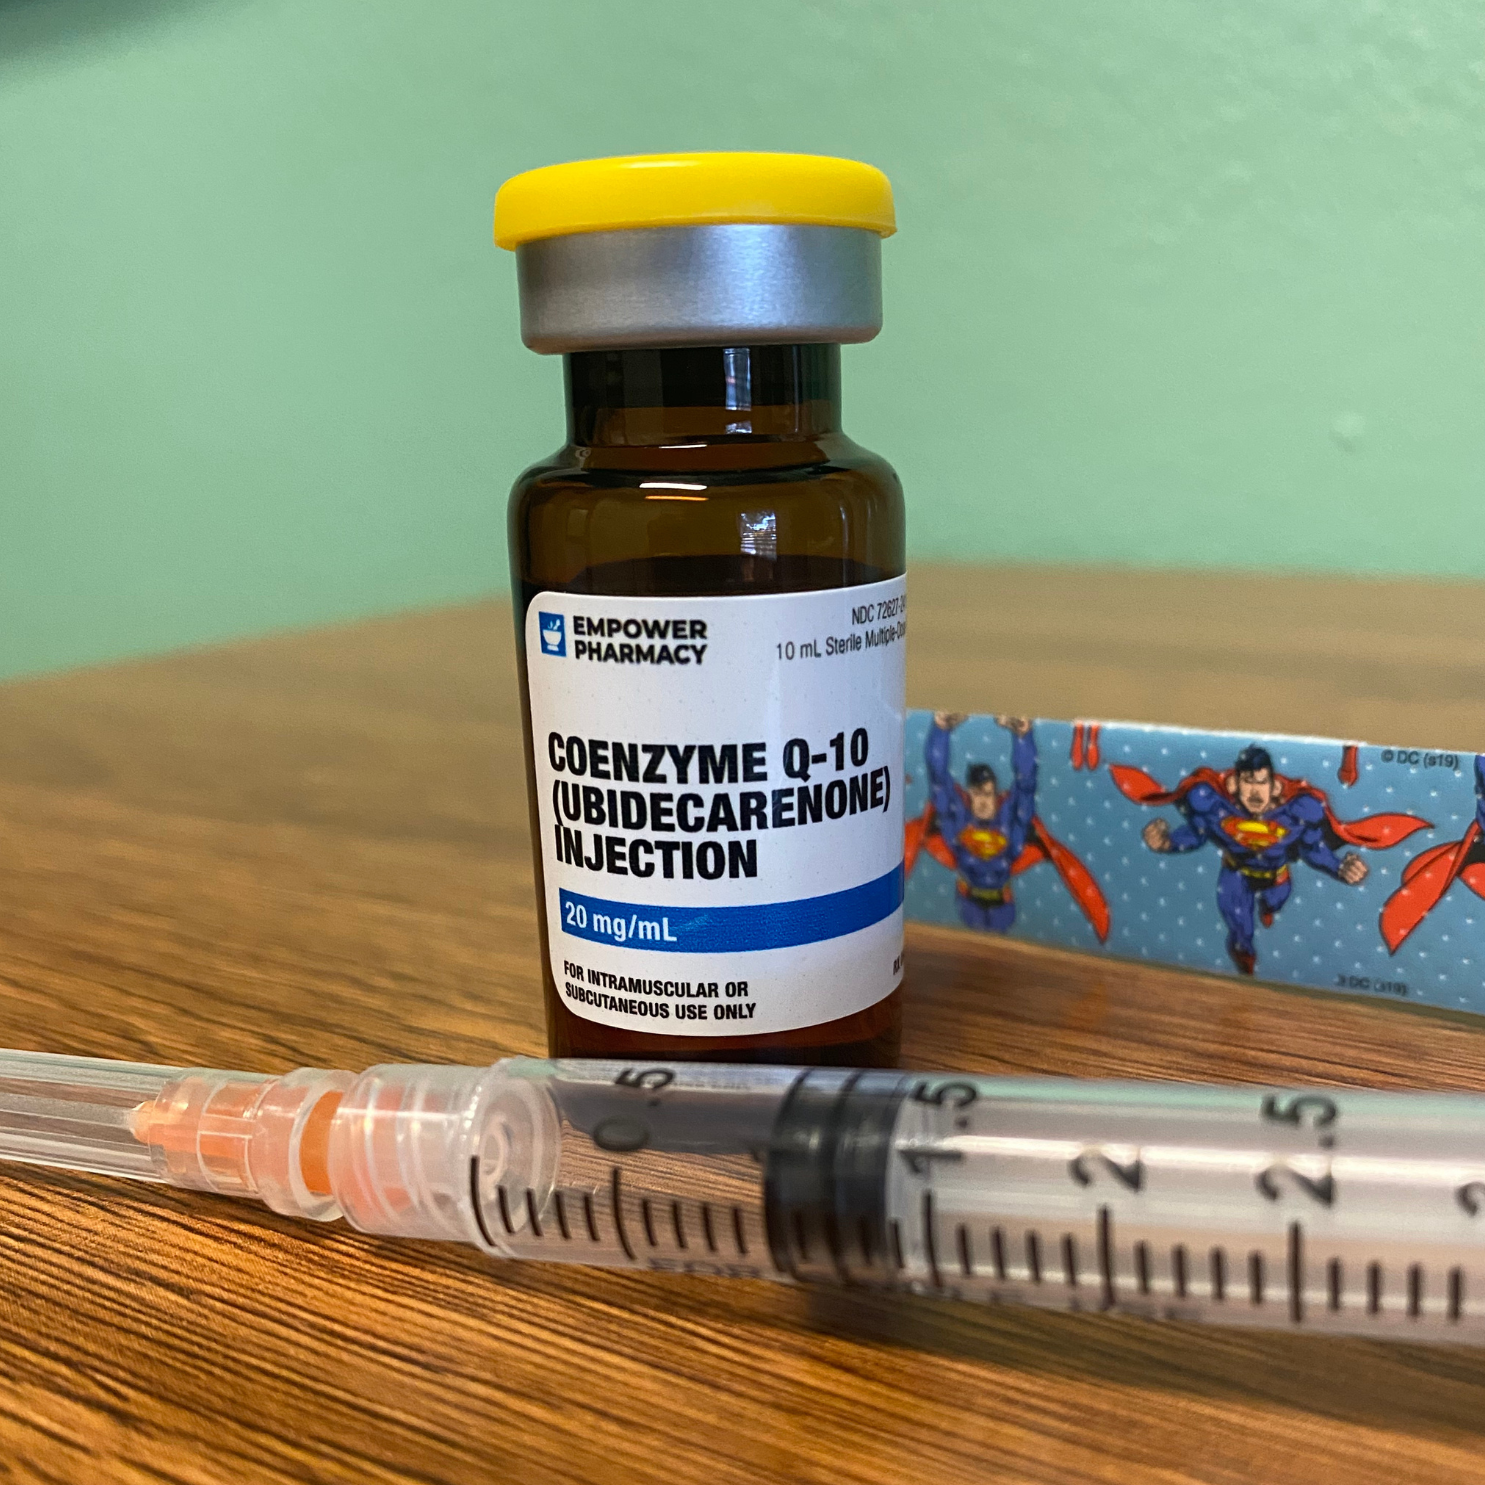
[3,1047,1485,1344]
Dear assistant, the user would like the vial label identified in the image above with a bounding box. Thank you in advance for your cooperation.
[525,577,907,1036]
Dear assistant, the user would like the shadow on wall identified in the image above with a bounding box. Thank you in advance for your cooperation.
[0,0,237,57]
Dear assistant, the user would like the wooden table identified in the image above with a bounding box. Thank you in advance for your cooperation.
[2,564,1485,1484]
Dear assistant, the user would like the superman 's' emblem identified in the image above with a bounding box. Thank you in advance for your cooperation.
[958,826,1009,860]
[1221,816,1290,850]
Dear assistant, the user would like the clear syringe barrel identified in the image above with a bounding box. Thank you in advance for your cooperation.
[6,1050,1485,1345]
[328,1058,796,1273]
[334,1061,1485,1343]
[868,1074,1485,1340]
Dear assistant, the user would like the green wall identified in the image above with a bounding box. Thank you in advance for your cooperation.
[2,0,1481,680]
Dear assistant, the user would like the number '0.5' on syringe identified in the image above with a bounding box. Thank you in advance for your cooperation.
[1,1049,1484,1343]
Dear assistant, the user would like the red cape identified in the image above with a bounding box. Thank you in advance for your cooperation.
[1380,821,1485,954]
[1107,764,1430,851]
[905,794,1111,943]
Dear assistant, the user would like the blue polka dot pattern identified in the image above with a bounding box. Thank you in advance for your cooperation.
[904,714,1481,1013]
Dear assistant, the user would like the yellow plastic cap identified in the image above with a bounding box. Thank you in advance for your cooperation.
[494,152,895,250]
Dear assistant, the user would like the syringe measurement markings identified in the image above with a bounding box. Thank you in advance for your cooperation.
[1026,1230,1042,1284]
[478,1116,1484,1326]
[470,1157,497,1249]
[922,1192,943,1290]
[953,1138,1481,1195]
[1172,1245,1189,1300]
[1288,1223,1303,1324]
[609,1167,636,1262]
[1134,1241,1151,1297]
[1096,1207,1114,1310]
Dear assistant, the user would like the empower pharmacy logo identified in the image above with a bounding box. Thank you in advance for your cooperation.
[539,613,566,657]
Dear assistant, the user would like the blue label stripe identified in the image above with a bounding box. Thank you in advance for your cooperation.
[558,864,904,954]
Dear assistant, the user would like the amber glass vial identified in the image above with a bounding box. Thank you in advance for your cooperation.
[496,154,905,1066]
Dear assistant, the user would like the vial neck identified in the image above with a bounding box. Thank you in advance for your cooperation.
[565,345,841,447]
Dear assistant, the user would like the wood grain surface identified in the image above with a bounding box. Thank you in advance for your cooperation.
[0,563,1484,1485]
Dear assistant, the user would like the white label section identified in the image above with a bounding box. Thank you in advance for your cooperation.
[526,577,906,1036]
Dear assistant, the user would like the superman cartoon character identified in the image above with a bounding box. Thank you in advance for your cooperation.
[1380,755,1485,954]
[1114,745,1429,976]
[906,713,1109,940]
